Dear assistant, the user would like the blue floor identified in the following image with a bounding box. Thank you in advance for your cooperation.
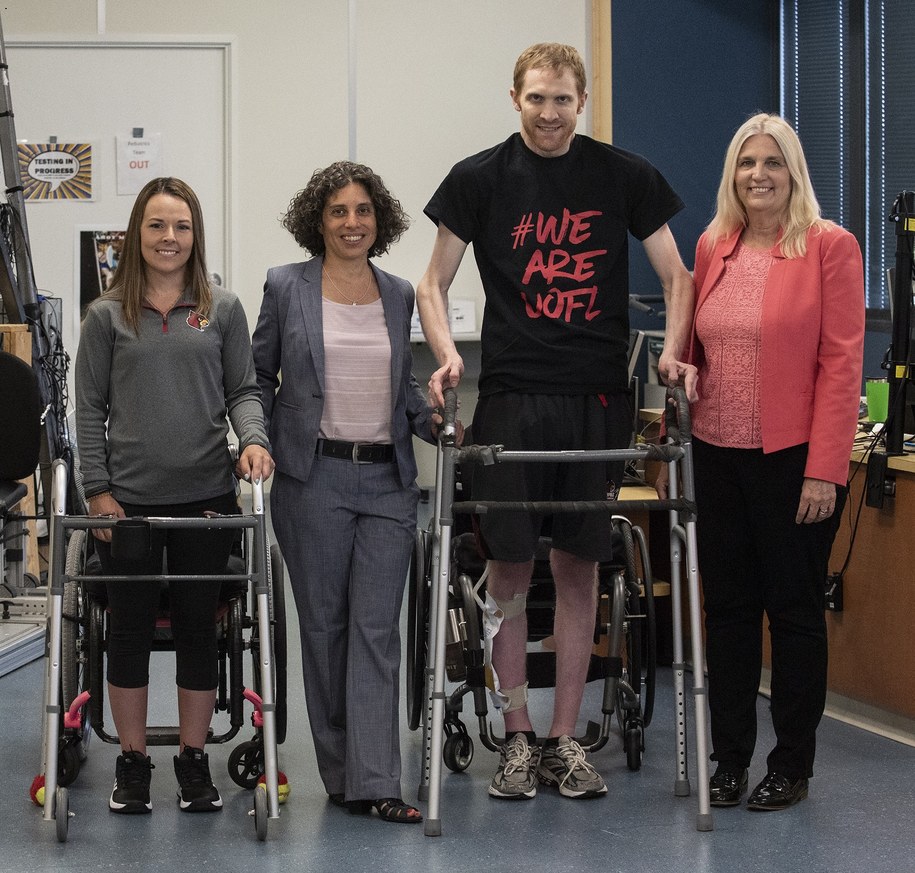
[3,573,915,873]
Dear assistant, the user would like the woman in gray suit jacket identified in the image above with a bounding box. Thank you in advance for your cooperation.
[253,161,437,823]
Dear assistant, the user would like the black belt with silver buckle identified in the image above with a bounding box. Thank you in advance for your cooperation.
[317,438,395,464]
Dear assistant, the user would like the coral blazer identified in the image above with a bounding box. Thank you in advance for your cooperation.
[690,225,865,486]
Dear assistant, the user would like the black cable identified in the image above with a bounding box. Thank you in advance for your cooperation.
[835,426,883,578]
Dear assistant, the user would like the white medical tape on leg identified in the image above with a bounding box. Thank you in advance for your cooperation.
[500,682,529,713]
[490,591,528,620]
[482,589,529,711]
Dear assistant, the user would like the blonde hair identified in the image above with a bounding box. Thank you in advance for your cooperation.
[706,113,832,258]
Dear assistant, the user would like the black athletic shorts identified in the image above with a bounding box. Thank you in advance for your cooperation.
[469,392,632,562]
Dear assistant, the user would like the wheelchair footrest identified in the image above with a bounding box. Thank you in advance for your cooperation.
[141,726,216,746]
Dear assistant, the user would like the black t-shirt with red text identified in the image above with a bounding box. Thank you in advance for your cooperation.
[425,133,684,396]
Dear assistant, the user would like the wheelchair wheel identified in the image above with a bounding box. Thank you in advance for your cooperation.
[625,723,644,772]
[617,583,644,731]
[57,742,82,788]
[250,544,287,745]
[406,527,429,732]
[619,589,645,768]
[443,730,473,772]
[224,593,245,723]
[625,582,643,708]
[631,524,657,729]
[60,530,91,769]
[61,531,84,712]
[270,545,288,744]
[87,599,107,733]
[614,520,656,772]
[228,738,264,789]
[614,523,640,700]
[267,544,288,745]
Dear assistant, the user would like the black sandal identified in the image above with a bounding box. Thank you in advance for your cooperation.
[328,793,346,808]
[372,798,423,823]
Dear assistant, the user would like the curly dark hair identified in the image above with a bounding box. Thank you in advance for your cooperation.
[282,161,409,258]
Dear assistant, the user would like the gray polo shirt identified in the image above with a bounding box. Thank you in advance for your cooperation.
[76,285,269,505]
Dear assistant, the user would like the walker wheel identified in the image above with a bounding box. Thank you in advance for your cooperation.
[253,785,268,841]
[443,732,474,772]
[55,787,69,843]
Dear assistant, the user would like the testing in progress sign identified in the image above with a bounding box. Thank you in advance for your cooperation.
[18,142,93,201]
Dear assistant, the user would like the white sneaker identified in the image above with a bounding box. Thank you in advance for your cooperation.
[488,732,539,799]
[537,735,607,798]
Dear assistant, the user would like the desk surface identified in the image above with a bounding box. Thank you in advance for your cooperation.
[851,444,915,474]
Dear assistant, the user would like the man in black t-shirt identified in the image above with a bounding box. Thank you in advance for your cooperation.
[417,42,696,801]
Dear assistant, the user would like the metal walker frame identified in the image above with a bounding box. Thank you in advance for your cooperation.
[38,458,282,842]
[418,387,713,835]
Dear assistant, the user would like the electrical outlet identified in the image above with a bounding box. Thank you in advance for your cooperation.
[825,573,843,612]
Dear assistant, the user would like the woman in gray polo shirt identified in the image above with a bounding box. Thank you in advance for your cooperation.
[76,177,273,815]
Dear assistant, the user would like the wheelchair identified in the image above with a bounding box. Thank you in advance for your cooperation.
[407,517,657,775]
[38,459,286,842]
[0,349,43,673]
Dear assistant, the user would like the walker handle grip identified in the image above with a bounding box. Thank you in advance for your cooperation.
[663,386,693,441]
[440,386,459,443]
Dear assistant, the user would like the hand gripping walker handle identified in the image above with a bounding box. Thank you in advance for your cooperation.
[441,386,459,441]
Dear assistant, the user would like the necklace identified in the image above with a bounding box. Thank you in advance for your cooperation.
[322,266,373,306]
[144,289,183,316]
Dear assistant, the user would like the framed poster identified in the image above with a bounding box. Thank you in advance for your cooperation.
[73,226,126,336]
[18,142,94,201]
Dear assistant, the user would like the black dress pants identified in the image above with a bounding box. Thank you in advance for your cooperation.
[693,439,844,780]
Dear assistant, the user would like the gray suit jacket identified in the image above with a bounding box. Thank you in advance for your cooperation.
[252,256,434,488]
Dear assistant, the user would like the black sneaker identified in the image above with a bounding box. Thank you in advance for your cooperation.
[110,751,154,814]
[174,746,223,812]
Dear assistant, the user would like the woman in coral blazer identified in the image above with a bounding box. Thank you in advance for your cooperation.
[685,115,864,812]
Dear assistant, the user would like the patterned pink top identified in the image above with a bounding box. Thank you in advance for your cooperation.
[691,242,774,449]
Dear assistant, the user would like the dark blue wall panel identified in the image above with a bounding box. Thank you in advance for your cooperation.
[609,1,886,385]
[610,0,778,327]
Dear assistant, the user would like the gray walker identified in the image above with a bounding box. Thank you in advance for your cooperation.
[418,387,713,836]
[38,459,283,842]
